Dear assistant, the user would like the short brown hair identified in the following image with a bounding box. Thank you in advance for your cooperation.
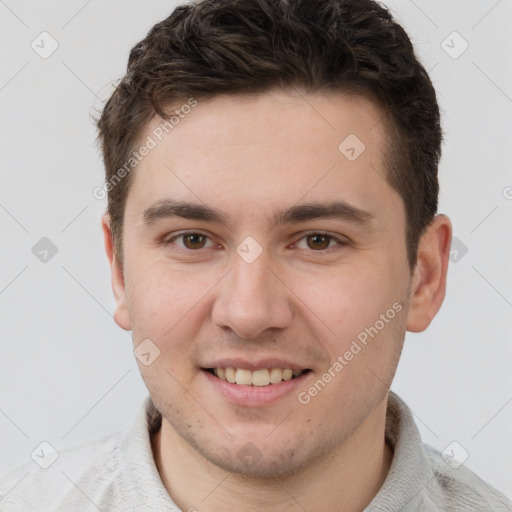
[96,0,442,269]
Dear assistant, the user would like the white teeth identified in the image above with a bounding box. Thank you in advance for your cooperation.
[225,367,236,383]
[282,369,293,381]
[212,367,305,386]
[235,369,252,385]
[269,368,283,384]
[252,369,270,387]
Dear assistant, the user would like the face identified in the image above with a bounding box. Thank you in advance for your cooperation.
[109,90,417,477]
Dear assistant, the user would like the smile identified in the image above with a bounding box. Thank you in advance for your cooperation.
[206,367,311,386]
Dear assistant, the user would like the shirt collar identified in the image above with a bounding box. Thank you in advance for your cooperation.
[118,395,179,509]
[366,391,433,511]
[118,392,431,511]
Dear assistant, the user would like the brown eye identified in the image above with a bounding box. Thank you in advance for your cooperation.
[182,233,208,249]
[163,231,215,252]
[306,234,332,250]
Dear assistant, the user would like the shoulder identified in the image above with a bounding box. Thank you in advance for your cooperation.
[372,392,512,512]
[421,443,512,511]
[0,431,124,511]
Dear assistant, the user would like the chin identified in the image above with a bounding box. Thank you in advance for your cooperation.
[179,418,344,479]
[199,442,315,479]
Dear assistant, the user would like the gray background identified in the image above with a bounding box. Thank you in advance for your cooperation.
[1,0,511,500]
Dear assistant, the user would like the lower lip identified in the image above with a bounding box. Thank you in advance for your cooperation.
[201,369,311,407]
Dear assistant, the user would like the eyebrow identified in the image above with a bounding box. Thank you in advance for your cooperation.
[142,199,375,228]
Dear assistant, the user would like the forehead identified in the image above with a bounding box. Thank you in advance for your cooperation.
[142,90,387,159]
[126,89,400,226]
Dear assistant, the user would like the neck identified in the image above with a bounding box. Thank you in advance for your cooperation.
[151,398,393,512]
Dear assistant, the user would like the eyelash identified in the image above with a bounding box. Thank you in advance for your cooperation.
[163,231,349,253]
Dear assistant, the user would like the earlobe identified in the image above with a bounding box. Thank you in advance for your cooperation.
[102,214,131,331]
[406,214,452,333]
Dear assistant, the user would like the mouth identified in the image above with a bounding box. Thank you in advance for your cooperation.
[203,367,312,386]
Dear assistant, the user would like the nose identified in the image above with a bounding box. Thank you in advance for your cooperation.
[211,252,293,339]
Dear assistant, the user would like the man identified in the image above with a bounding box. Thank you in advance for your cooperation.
[1,0,511,510]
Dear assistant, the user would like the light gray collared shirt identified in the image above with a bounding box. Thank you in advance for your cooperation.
[1,392,510,511]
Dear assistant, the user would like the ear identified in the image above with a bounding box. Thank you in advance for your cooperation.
[102,214,131,331]
[406,214,452,332]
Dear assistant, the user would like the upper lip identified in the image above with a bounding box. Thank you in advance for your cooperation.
[201,358,311,371]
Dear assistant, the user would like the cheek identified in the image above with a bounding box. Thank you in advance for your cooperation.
[124,257,217,341]
[125,264,208,387]
[292,262,396,341]
[292,261,407,394]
